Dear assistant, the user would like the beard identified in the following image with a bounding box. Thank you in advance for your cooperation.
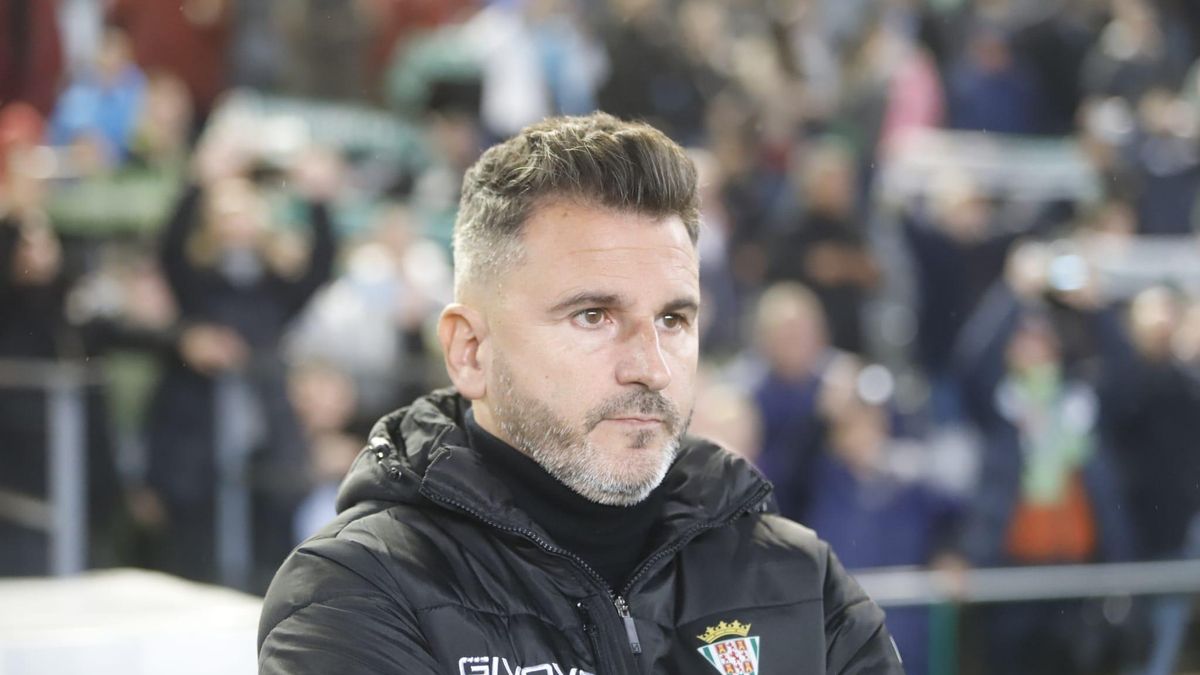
[489,355,690,506]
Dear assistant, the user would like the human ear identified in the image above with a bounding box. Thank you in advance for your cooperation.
[437,303,488,400]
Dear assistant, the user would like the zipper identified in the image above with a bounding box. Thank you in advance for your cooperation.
[577,601,607,668]
[426,488,639,671]
[613,595,642,654]
[422,477,772,658]
[425,488,651,658]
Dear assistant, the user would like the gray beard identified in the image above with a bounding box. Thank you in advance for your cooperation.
[489,355,689,506]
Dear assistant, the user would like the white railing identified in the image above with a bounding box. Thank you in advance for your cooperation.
[0,359,256,589]
[855,559,1200,607]
[0,358,98,576]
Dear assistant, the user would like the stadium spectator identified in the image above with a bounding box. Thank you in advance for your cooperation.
[47,28,146,170]
[901,175,1019,422]
[288,360,363,544]
[1081,0,1181,105]
[1096,286,1200,561]
[766,137,878,354]
[946,24,1043,135]
[803,375,961,675]
[1127,88,1200,235]
[749,282,846,521]
[141,136,337,585]
[957,293,1135,674]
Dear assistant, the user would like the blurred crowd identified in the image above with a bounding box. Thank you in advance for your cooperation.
[3,0,1200,673]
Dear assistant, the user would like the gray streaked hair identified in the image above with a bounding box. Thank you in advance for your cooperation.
[452,112,700,296]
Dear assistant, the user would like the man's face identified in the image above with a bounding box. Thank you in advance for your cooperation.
[478,199,701,506]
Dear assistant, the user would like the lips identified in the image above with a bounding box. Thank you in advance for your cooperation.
[604,416,664,426]
[587,392,680,433]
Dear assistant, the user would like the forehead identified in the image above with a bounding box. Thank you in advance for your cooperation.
[516,199,699,288]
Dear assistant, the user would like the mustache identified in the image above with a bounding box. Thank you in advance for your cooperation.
[584,390,681,433]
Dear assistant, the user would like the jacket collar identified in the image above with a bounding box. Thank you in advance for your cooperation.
[337,388,773,554]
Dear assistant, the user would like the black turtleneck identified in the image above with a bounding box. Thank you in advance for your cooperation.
[465,408,667,593]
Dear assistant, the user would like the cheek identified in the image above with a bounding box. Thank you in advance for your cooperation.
[669,372,697,412]
[501,329,606,403]
[664,351,699,409]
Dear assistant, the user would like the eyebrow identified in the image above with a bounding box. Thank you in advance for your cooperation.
[548,291,628,315]
[662,297,700,316]
[547,291,700,316]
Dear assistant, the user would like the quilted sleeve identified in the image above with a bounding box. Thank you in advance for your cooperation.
[258,536,440,674]
[822,545,906,674]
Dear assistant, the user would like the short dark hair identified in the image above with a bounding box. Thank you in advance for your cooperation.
[453,112,699,295]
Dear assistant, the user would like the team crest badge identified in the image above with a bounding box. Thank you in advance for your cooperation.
[696,620,760,674]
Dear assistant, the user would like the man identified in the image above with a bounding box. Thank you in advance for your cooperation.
[258,113,903,674]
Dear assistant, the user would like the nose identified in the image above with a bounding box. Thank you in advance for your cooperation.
[615,320,672,391]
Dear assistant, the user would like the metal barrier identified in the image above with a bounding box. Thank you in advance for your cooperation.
[214,375,255,591]
[0,358,259,590]
[854,560,1200,675]
[855,559,1200,607]
[0,358,99,576]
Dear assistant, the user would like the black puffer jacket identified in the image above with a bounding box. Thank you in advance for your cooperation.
[259,390,903,674]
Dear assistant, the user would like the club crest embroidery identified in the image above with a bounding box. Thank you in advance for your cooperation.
[696,620,760,674]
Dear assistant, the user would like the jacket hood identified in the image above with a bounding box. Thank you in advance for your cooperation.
[336,388,773,535]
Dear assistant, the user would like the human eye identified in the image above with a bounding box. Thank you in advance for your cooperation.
[657,313,690,331]
[571,308,610,328]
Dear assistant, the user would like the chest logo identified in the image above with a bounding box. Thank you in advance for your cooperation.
[458,657,593,675]
[696,621,761,675]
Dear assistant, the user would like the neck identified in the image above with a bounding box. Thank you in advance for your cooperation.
[465,408,666,591]
[468,400,508,446]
